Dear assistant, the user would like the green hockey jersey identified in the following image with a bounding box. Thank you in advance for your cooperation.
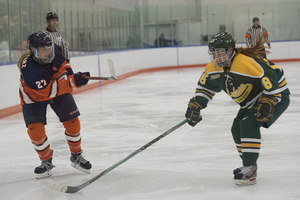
[195,53,290,109]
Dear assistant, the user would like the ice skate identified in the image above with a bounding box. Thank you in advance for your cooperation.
[70,151,92,174]
[34,158,55,179]
[34,150,55,179]
[233,166,245,175]
[234,164,257,185]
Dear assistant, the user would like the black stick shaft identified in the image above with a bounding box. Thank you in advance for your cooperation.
[84,76,112,80]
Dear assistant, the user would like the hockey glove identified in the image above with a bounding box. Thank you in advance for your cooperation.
[65,67,74,76]
[256,94,277,122]
[70,71,90,88]
[185,97,202,127]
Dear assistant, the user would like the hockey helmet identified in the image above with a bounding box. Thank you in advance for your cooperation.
[27,32,55,64]
[208,32,236,67]
[27,32,52,49]
[208,32,235,52]
[46,12,58,22]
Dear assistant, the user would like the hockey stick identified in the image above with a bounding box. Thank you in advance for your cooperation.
[83,76,116,80]
[82,59,117,80]
[47,118,188,193]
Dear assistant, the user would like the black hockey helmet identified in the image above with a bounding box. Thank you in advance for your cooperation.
[27,32,52,49]
[46,12,58,23]
[27,32,55,64]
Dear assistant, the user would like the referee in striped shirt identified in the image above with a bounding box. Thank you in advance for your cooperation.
[44,12,70,63]
[245,17,270,58]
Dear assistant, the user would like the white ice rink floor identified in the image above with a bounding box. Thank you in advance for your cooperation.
[1,62,300,200]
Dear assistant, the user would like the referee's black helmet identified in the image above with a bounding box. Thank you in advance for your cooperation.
[46,12,58,23]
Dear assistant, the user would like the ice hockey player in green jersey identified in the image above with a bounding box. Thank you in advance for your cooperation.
[185,32,290,185]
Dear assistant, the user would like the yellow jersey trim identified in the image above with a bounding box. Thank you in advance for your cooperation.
[230,54,264,78]
[204,62,223,77]
[241,143,261,148]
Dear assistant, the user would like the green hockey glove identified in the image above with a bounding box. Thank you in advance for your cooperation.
[185,97,202,127]
[256,94,277,122]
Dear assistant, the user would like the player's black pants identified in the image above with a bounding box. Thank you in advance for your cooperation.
[22,93,80,127]
[231,94,290,166]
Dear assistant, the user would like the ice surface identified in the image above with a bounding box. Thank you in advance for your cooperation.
[0,62,299,200]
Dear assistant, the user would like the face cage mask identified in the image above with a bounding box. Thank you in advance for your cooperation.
[34,45,55,64]
[208,48,235,68]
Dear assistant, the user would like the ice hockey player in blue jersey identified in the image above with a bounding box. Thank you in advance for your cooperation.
[17,31,92,178]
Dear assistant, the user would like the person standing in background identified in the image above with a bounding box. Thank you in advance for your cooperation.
[245,17,270,59]
[44,12,70,63]
[154,34,168,47]
[0,26,9,62]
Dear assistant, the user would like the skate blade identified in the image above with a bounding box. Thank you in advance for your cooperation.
[234,178,257,186]
[36,171,52,179]
[71,163,90,174]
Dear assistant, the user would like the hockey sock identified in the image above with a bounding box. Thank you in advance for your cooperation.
[63,117,82,154]
[27,123,51,160]
[240,113,261,166]
[231,118,242,158]
[241,139,261,166]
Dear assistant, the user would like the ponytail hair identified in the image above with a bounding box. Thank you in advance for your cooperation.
[235,36,269,62]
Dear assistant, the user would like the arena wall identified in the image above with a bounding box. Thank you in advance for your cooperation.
[1,41,299,118]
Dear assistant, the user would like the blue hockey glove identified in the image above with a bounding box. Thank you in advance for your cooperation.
[70,71,90,88]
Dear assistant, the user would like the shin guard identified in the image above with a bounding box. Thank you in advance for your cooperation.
[27,123,51,160]
[63,117,82,154]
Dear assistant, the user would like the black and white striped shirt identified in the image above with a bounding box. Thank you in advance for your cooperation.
[44,27,69,62]
[245,25,270,47]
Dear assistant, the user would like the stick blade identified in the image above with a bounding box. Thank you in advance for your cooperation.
[47,179,83,193]
[107,59,117,80]
[47,179,68,193]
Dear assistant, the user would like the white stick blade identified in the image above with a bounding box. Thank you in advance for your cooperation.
[107,59,117,80]
[47,179,68,193]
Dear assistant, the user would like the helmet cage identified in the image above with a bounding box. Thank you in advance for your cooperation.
[34,44,55,64]
[208,47,235,68]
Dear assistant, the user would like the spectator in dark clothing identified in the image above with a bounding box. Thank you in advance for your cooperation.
[154,34,168,47]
